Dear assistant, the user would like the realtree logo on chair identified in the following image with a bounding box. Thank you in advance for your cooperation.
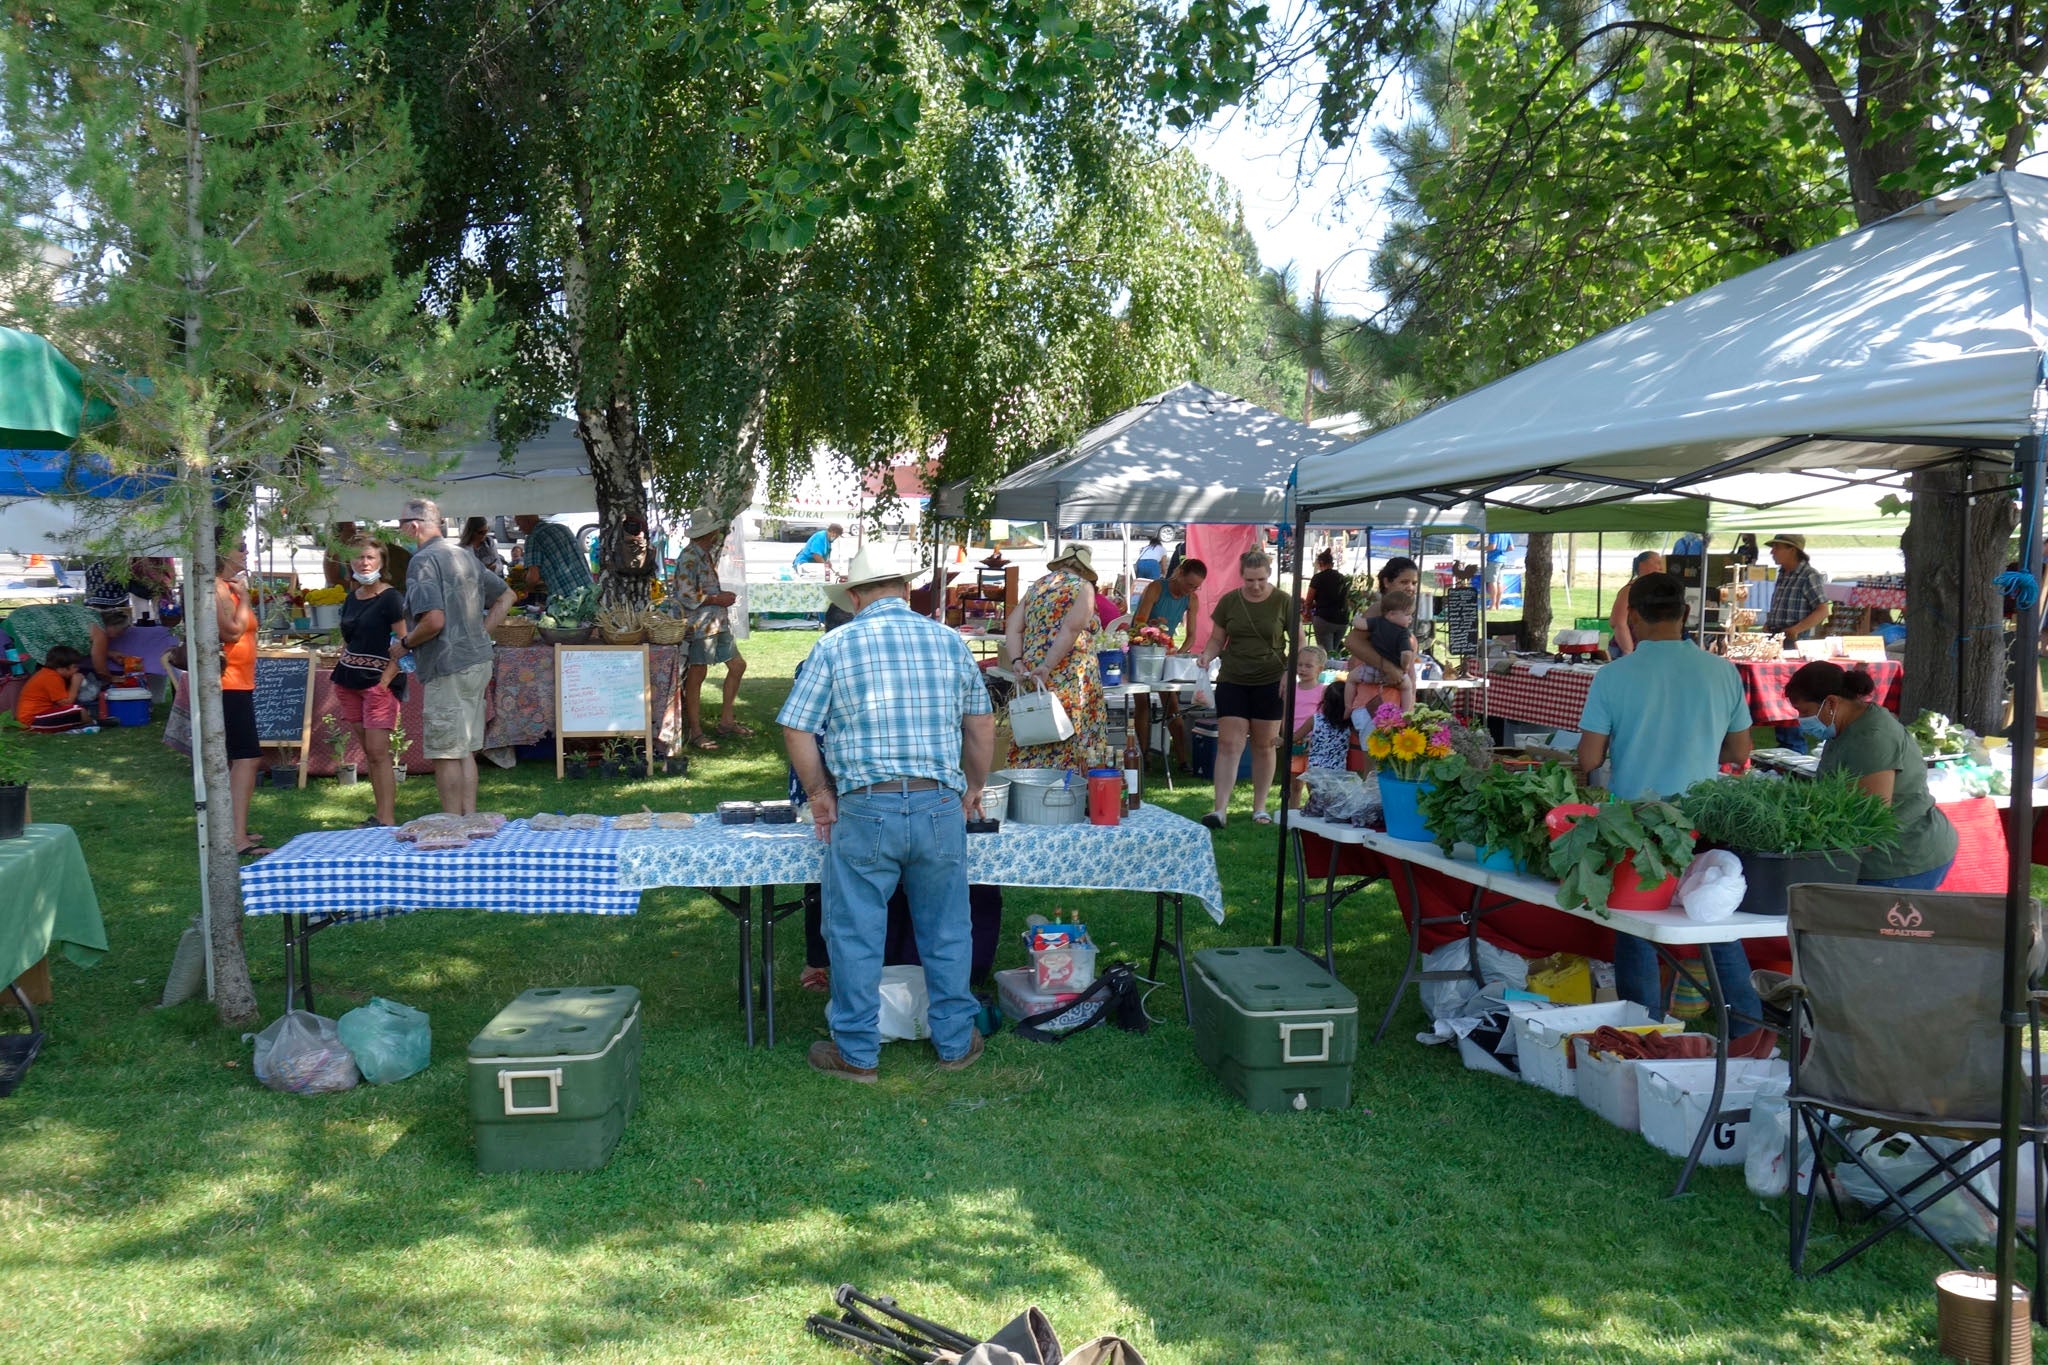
[1881,902,1933,938]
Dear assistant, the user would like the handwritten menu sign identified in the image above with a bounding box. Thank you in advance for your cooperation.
[1442,586,1480,657]
[253,650,317,787]
[554,645,653,778]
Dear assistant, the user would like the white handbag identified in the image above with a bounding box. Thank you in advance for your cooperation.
[1008,677,1076,747]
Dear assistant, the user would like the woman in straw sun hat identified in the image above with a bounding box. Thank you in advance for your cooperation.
[1001,543,1108,775]
[674,506,749,749]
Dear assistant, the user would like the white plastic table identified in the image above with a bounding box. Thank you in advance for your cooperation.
[1290,816,1786,1196]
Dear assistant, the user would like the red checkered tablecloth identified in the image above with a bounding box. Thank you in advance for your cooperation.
[1847,584,1906,610]
[1451,662,1601,731]
[1735,658,1903,724]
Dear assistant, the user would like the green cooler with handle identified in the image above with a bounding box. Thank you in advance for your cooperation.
[1190,947,1357,1112]
[467,986,641,1172]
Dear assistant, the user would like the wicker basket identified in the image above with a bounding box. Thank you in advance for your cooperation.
[643,613,690,646]
[537,625,595,646]
[598,625,647,646]
[491,618,538,648]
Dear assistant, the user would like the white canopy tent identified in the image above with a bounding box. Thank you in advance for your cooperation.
[1289,171,2048,1351]
[316,420,594,521]
[993,381,1479,531]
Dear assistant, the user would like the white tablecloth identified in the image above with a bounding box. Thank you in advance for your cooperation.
[747,581,828,615]
[616,802,1228,922]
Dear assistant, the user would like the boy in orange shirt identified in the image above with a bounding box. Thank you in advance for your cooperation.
[15,645,97,733]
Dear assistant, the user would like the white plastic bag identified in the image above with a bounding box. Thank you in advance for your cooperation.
[336,996,431,1085]
[1677,848,1745,923]
[878,965,931,1042]
[1832,1127,1999,1245]
[1418,940,1530,1023]
[250,1010,360,1094]
[1745,1073,1803,1198]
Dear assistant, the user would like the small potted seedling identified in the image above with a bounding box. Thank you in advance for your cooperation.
[324,716,358,786]
[0,722,31,839]
[270,760,299,790]
[389,719,409,783]
[661,749,689,778]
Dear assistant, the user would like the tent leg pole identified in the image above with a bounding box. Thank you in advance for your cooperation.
[1273,507,1311,948]
[1995,432,2045,1364]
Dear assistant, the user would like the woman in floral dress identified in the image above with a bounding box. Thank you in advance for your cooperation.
[1002,546,1107,774]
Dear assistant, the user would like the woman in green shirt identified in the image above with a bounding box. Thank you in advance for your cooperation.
[1784,662,1957,889]
[1195,549,1295,829]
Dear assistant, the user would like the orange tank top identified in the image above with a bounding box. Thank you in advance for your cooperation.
[222,611,257,690]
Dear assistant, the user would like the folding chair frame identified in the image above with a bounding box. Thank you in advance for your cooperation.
[1788,983,2048,1319]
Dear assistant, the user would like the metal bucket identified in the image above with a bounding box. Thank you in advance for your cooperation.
[994,768,1087,826]
[1130,645,1167,684]
[980,780,1012,823]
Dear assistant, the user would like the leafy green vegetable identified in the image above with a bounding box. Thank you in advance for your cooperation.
[1907,709,1970,758]
[1550,799,1696,916]
[1419,759,1583,877]
[1677,772,1898,856]
[0,721,30,787]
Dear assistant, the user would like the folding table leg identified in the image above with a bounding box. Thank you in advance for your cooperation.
[1290,830,1310,952]
[1173,894,1190,1024]
[280,915,298,1014]
[737,886,756,1048]
[1323,841,1340,970]
[760,886,778,1049]
[1374,863,1430,1043]
[297,912,316,1015]
[1668,944,1732,1199]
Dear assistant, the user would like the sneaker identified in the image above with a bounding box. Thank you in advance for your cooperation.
[68,725,101,735]
[934,1030,985,1072]
[808,1039,878,1083]
[1200,811,1225,830]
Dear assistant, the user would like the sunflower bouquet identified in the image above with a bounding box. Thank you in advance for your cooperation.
[1362,702,1457,781]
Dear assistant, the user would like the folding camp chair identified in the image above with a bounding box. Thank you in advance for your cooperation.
[1785,884,2048,1308]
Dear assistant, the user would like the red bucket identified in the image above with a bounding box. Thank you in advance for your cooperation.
[1087,769,1123,826]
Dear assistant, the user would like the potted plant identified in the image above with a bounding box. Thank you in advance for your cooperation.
[1128,623,1173,683]
[0,722,31,839]
[389,719,409,783]
[304,584,348,630]
[1362,703,1458,841]
[660,750,689,778]
[1679,772,1898,916]
[270,760,299,789]
[1547,798,1697,915]
[1421,760,1582,876]
[323,717,357,786]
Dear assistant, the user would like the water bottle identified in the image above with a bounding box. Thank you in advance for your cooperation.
[395,639,417,674]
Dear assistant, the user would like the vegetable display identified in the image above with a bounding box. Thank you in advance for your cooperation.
[1549,799,1696,915]
[538,585,599,628]
[1678,772,1898,857]
[1419,759,1583,876]
[1907,709,1969,758]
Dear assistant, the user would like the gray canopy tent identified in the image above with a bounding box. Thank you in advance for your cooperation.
[1288,170,2048,1349]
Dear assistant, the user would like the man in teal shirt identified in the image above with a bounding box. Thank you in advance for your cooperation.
[1575,572,1771,1054]
[793,523,843,570]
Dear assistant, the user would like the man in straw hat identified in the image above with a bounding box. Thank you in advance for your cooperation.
[397,499,514,814]
[779,542,995,1081]
[673,506,749,750]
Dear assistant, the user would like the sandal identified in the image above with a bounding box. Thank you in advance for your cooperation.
[1252,810,1274,825]
[237,842,276,860]
[1200,812,1226,830]
[799,965,830,994]
[689,733,720,751]
[716,721,756,738]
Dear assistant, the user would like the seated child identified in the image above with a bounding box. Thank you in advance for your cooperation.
[16,645,98,733]
[1347,589,1419,723]
[1307,682,1353,771]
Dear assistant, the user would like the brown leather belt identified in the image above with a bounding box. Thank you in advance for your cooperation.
[843,777,943,796]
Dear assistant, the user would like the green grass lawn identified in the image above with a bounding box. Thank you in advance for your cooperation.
[0,629,2010,1362]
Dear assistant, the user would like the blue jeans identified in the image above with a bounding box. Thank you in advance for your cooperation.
[1859,859,1954,890]
[822,787,977,1068]
[1612,935,1764,1038]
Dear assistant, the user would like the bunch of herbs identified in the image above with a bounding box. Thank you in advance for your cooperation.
[1678,772,1898,856]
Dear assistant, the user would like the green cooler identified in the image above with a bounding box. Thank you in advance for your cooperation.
[467,986,641,1172]
[1190,947,1357,1112]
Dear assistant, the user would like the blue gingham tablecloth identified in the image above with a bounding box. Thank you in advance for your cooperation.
[614,803,1227,923]
[240,820,642,924]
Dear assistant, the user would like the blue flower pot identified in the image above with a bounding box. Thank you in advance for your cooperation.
[1098,650,1124,687]
[1378,775,1433,842]
[1477,845,1530,875]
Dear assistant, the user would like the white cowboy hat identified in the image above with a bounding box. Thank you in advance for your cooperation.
[824,543,913,613]
[683,506,730,540]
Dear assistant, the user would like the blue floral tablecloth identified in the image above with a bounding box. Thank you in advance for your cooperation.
[615,803,1226,923]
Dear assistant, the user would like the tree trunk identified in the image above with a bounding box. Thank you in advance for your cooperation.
[1897,463,2013,732]
[579,398,651,611]
[1518,532,1555,651]
[181,37,256,1025]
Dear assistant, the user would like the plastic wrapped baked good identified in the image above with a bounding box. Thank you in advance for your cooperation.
[529,812,567,831]
[396,814,463,843]
[611,812,654,831]
[564,813,604,831]
[653,812,696,830]
[412,832,470,851]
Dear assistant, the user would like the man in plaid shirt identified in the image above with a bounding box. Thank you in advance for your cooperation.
[513,514,593,600]
[779,544,995,1082]
[1763,532,1831,751]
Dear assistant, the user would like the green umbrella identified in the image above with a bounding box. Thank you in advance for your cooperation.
[0,326,83,449]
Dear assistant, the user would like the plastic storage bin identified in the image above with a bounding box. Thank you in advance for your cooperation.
[1571,1036,1664,1131]
[995,966,1088,1023]
[1190,946,1357,1112]
[1512,1001,1676,1099]
[1032,941,1097,994]
[104,686,152,727]
[467,986,641,1173]
[1636,1057,1788,1166]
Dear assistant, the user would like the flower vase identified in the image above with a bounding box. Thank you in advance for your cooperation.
[1378,775,1434,842]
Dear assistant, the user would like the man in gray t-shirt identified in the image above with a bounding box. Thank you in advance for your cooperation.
[398,499,513,814]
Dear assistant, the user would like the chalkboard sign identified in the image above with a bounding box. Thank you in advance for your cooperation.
[555,644,653,778]
[1442,586,1480,657]
[253,650,317,787]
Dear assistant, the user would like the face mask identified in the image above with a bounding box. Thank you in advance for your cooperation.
[1798,701,1835,742]
[353,570,380,584]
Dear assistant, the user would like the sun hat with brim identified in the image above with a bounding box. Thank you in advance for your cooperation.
[1047,544,1098,583]
[1765,533,1807,553]
[684,506,729,540]
[824,544,913,613]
